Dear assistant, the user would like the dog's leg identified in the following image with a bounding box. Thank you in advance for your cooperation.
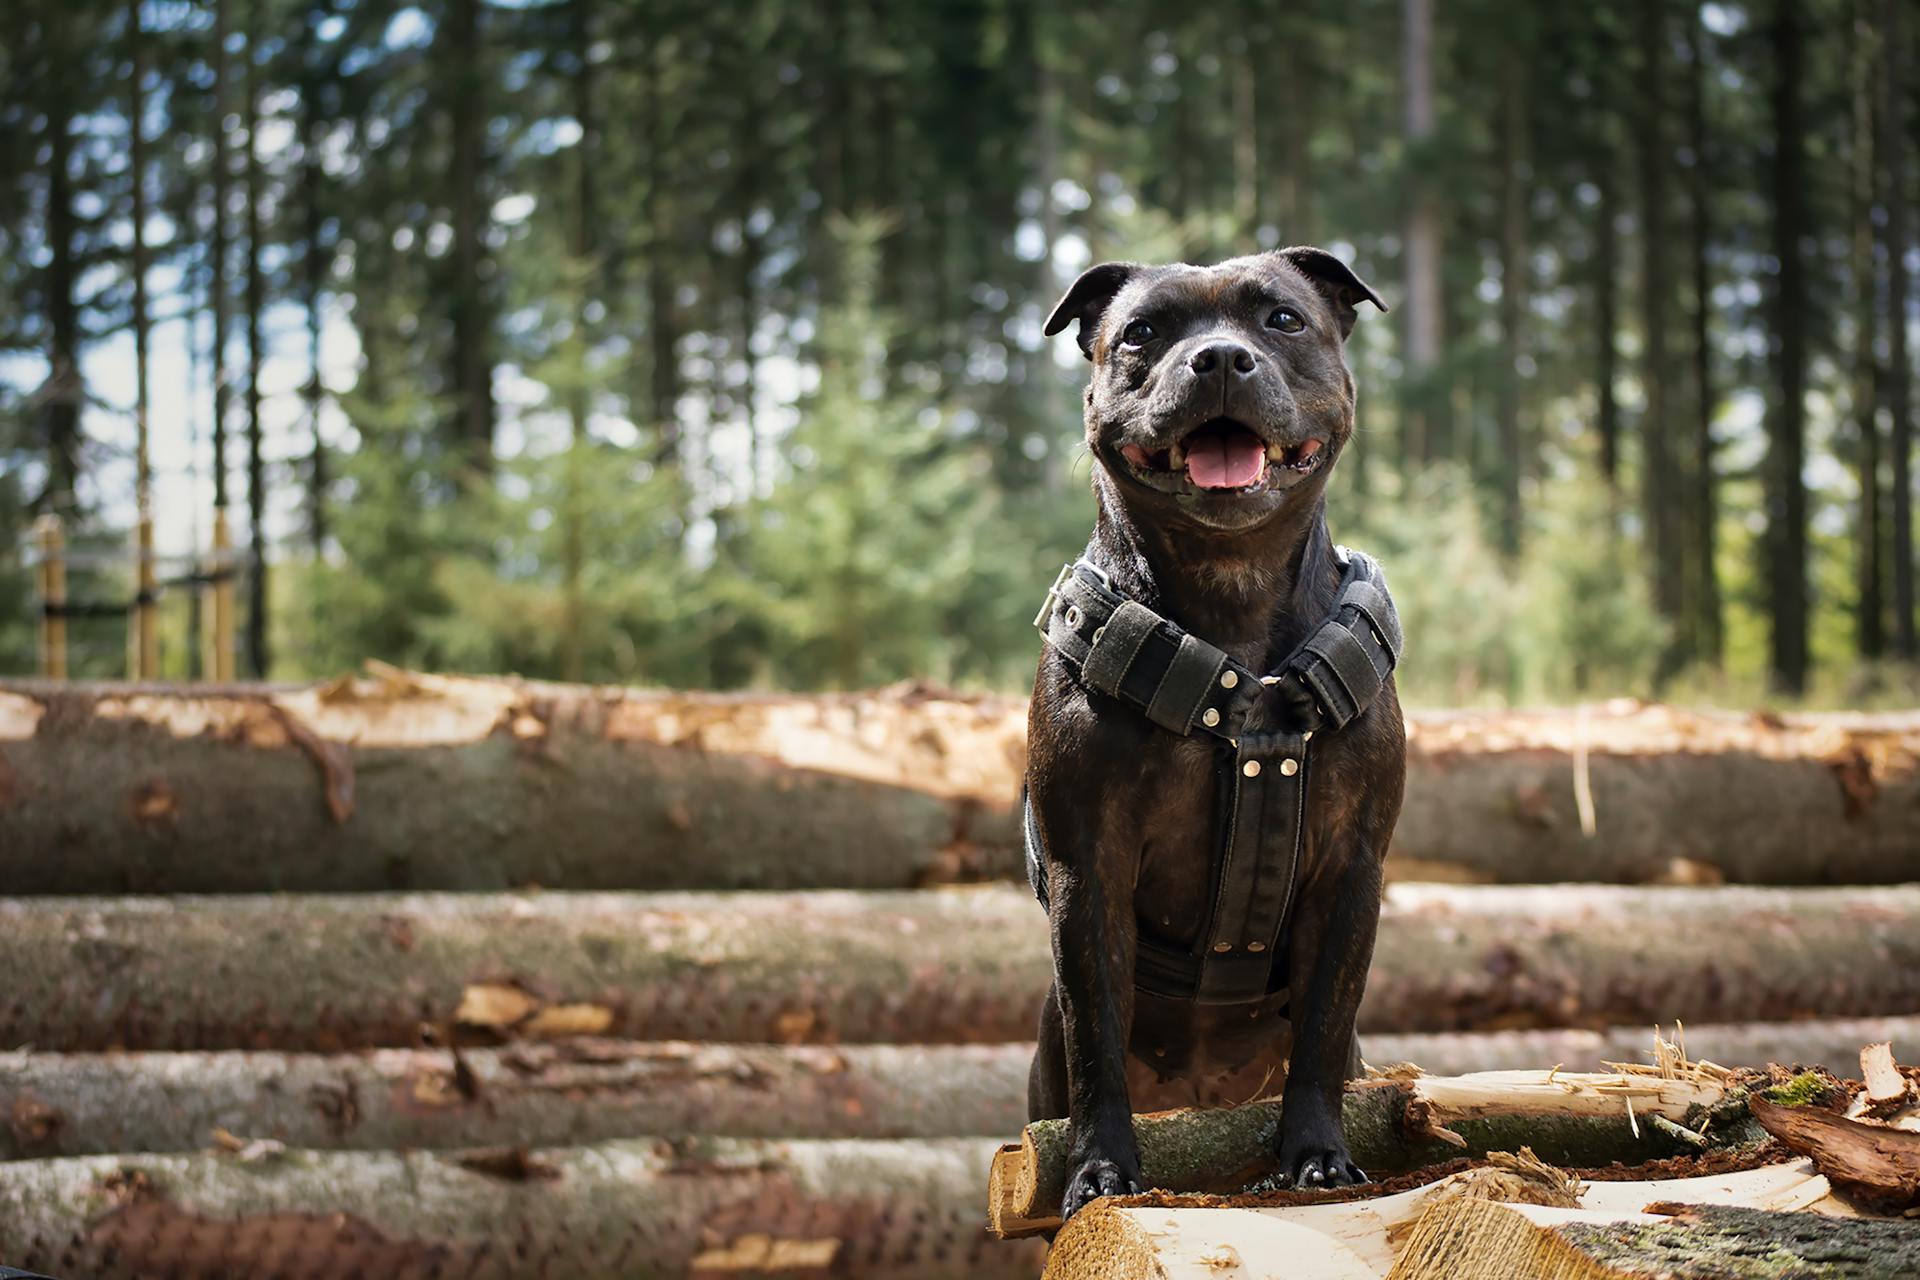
[1035,797,1145,1221]
[1028,982,1068,1120]
[1272,840,1386,1189]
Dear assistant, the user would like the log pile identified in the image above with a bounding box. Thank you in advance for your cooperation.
[5,673,1920,1277]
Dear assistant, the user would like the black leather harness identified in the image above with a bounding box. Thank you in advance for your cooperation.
[1025,547,1403,1006]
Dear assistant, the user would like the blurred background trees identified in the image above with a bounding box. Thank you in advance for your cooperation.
[0,0,1915,704]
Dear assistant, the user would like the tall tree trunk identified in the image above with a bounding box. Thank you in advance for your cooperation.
[1684,15,1723,666]
[1854,2,1886,659]
[560,0,597,682]
[42,63,81,511]
[210,0,232,520]
[1595,167,1621,489]
[1884,0,1915,660]
[1766,0,1810,693]
[643,18,679,466]
[302,27,329,554]
[243,4,270,679]
[1400,0,1443,465]
[1637,0,1686,676]
[447,0,493,472]
[1495,58,1527,557]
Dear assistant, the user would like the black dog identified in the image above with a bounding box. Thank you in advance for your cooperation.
[1025,247,1405,1222]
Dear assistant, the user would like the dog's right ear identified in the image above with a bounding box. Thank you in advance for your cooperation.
[1044,262,1140,361]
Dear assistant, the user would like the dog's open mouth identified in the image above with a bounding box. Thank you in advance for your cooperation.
[1119,419,1325,492]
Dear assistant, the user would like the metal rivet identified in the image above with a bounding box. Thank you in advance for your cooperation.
[1242,759,1261,778]
[1091,625,1105,647]
[1220,670,1238,689]
[1212,941,1233,953]
[1201,707,1220,727]
[1280,758,1299,777]
[1063,605,1082,630]
[1246,941,1266,953]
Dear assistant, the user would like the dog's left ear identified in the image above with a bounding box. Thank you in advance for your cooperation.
[1275,247,1387,341]
[1044,262,1140,360]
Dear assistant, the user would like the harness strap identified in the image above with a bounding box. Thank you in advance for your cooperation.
[1027,546,1402,1006]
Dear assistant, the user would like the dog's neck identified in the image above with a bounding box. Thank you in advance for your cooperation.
[1089,471,1343,666]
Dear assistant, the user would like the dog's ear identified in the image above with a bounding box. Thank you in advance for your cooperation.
[1276,247,1387,341]
[1044,262,1140,360]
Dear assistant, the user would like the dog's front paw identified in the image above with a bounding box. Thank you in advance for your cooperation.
[1061,1147,1145,1221]
[1269,1119,1367,1191]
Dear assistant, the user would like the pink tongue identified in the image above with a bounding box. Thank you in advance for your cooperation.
[1186,430,1267,489]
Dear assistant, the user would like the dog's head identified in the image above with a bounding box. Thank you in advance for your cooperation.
[1045,248,1385,532]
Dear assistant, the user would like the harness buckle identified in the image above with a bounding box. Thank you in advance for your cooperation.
[1033,562,1078,632]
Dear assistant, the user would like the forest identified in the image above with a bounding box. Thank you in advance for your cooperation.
[1,0,1916,705]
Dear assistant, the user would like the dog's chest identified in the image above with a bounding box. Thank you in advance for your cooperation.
[1128,733,1237,947]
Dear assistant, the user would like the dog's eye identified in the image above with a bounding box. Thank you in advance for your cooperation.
[1120,319,1156,347]
[1268,307,1307,334]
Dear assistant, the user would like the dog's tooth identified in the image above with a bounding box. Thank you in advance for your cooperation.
[1267,442,1287,463]
[1167,443,1186,469]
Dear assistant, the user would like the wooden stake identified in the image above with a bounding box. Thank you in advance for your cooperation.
[33,515,66,680]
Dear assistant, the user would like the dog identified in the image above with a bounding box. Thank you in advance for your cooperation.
[1024,246,1405,1223]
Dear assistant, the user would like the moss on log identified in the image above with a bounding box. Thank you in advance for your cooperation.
[5,886,1919,1052]
[6,680,1919,891]
[995,1069,1743,1237]
[0,1042,1033,1158]
[0,1138,1045,1279]
[0,674,1024,893]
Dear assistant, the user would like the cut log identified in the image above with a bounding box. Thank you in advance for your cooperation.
[1397,703,1920,885]
[0,1137,1044,1279]
[10,1021,1910,1159]
[0,1042,1033,1158]
[6,680,1920,891]
[1387,1197,1920,1280]
[6,885,1920,1051]
[1042,1158,1844,1279]
[0,673,1025,893]
[992,1068,1749,1238]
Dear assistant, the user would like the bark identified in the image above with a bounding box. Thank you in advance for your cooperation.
[1595,166,1621,488]
[643,16,679,464]
[1750,1094,1920,1206]
[302,29,328,554]
[994,1068,1747,1238]
[0,1043,1032,1158]
[1855,2,1886,659]
[0,675,1026,893]
[1637,0,1685,671]
[1044,1159,1843,1279]
[0,1138,1044,1280]
[7,687,1920,888]
[1767,0,1810,692]
[243,1,269,679]
[41,50,81,509]
[1400,0,1443,463]
[1883,0,1914,660]
[210,0,232,514]
[1392,1197,1920,1280]
[5,882,1917,1052]
[1495,55,1527,557]
[1683,15,1723,665]
[10,1020,1915,1160]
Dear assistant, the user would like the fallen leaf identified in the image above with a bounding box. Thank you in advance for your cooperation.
[524,1002,614,1038]
[456,982,540,1029]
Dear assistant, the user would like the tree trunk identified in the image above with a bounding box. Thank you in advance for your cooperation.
[41,67,81,510]
[1683,14,1723,666]
[0,1139,1044,1280]
[1595,166,1621,489]
[559,0,596,683]
[128,0,157,680]
[643,17,679,465]
[1400,0,1443,465]
[1855,2,1886,659]
[446,0,493,471]
[2,883,1918,1052]
[1396,1197,1919,1280]
[1884,0,1914,661]
[210,0,232,520]
[0,1043,1032,1159]
[0,676,1026,892]
[1637,0,1685,674]
[994,1068,1747,1237]
[302,34,329,554]
[1495,57,1527,557]
[243,1,270,679]
[1766,0,1810,693]
[7,685,1920,889]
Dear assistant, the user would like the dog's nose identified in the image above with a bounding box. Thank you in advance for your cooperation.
[1189,341,1258,378]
